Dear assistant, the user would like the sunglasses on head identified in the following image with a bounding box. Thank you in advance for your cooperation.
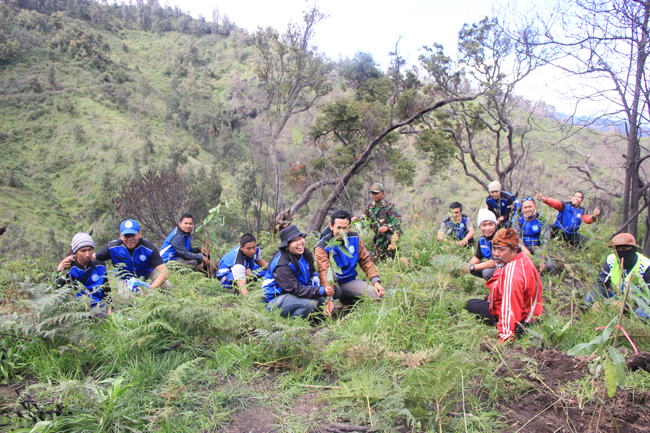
[522,197,535,203]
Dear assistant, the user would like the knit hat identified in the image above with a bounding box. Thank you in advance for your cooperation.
[488,181,502,192]
[71,232,94,253]
[477,208,498,226]
[492,228,519,250]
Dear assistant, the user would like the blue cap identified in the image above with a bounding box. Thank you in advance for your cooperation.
[120,219,141,235]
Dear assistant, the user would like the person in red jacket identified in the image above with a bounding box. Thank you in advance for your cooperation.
[465,228,543,342]
[535,190,600,246]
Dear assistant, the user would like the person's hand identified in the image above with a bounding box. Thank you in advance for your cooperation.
[203,256,210,266]
[57,255,75,272]
[200,247,208,256]
[325,286,335,297]
[540,262,546,272]
[373,281,385,297]
[498,216,505,223]
[351,216,359,222]
[461,265,470,274]
[535,191,545,202]
[245,268,252,277]
[323,299,334,317]
[240,287,249,296]
[593,208,601,217]
[378,225,390,235]
[456,239,467,246]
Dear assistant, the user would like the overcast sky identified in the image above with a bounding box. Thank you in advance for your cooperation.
[172,0,597,115]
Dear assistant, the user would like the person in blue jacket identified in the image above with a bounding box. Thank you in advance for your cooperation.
[536,190,600,246]
[315,210,385,306]
[263,225,334,319]
[515,197,554,273]
[486,181,521,228]
[94,219,171,298]
[437,202,475,247]
[57,232,110,318]
[160,213,211,272]
[217,233,268,295]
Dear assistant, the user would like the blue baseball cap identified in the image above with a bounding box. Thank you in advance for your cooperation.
[120,219,141,235]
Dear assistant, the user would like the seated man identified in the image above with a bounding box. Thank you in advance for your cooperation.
[465,228,544,342]
[263,225,334,319]
[315,210,385,305]
[437,201,475,247]
[585,233,650,319]
[56,232,110,318]
[536,190,600,246]
[516,197,554,273]
[160,213,211,272]
[217,233,268,295]
[94,219,171,298]
[464,209,499,281]
[486,181,521,228]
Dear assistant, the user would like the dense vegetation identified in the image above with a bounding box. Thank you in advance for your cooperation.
[1,220,650,432]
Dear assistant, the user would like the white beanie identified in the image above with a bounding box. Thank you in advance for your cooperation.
[488,180,502,192]
[477,208,498,226]
[71,232,94,253]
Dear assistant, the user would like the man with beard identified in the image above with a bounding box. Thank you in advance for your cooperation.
[515,197,554,273]
[585,233,650,319]
[536,190,600,246]
[160,213,211,272]
[95,219,171,297]
[465,228,544,342]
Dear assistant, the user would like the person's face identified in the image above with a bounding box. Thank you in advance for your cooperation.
[479,221,497,237]
[121,231,142,250]
[241,241,258,258]
[490,190,501,200]
[615,245,633,253]
[522,200,536,218]
[329,218,351,239]
[492,245,517,268]
[179,217,194,233]
[75,246,94,267]
[371,191,384,203]
[571,192,584,206]
[450,207,462,222]
[287,236,305,255]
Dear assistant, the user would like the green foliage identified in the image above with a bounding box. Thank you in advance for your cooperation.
[414,129,457,176]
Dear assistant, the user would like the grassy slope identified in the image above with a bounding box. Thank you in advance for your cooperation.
[1,223,649,432]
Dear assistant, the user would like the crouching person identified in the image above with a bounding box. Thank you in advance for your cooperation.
[263,225,333,319]
[217,233,268,295]
[465,228,543,342]
[57,233,110,319]
[161,213,211,272]
[463,209,499,281]
[315,210,385,305]
[585,233,650,319]
[95,219,171,299]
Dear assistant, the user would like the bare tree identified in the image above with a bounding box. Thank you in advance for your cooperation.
[520,0,650,242]
[418,17,550,193]
[254,6,332,220]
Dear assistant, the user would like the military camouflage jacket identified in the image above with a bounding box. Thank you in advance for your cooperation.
[364,200,402,235]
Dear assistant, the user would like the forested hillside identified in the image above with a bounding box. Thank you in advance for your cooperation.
[0,0,627,259]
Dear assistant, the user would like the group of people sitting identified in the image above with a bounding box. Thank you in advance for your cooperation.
[56,180,648,342]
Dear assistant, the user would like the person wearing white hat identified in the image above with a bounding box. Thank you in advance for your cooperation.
[57,232,109,318]
[463,209,499,280]
[486,180,520,229]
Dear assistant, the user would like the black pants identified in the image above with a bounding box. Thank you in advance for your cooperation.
[465,299,497,326]
[551,226,589,246]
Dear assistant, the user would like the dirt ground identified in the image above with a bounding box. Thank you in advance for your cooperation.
[494,347,650,433]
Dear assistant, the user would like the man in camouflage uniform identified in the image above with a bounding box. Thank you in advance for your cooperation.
[363,183,402,260]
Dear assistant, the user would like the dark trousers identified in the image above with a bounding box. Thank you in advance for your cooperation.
[551,226,589,246]
[465,299,497,326]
